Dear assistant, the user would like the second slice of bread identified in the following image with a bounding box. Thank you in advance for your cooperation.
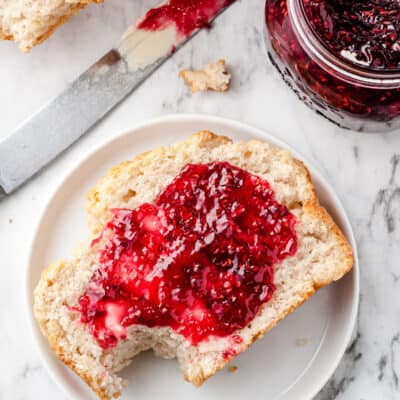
[34,131,353,400]
[0,0,103,51]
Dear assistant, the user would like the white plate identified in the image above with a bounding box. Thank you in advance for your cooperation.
[26,114,359,400]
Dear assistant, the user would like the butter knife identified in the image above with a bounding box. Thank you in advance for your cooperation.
[0,0,235,196]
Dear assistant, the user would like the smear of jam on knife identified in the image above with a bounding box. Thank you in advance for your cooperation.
[137,0,235,37]
[77,162,297,349]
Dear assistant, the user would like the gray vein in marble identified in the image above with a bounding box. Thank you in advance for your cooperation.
[368,155,400,234]
[353,145,359,161]
[378,355,387,382]
[390,334,400,390]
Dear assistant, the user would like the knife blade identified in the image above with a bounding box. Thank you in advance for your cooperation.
[0,0,235,196]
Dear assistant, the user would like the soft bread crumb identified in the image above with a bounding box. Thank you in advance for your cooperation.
[179,60,231,93]
[34,131,354,400]
[0,0,103,51]
[295,338,309,347]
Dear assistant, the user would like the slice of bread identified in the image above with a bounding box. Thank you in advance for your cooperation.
[0,0,102,51]
[34,131,354,400]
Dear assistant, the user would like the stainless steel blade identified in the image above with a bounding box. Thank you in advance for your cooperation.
[0,2,234,196]
[0,50,164,195]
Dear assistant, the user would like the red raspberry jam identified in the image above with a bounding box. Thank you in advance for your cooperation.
[137,0,234,38]
[265,0,400,131]
[77,162,297,349]
[303,0,400,70]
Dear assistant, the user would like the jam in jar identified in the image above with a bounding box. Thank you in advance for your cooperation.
[265,0,400,132]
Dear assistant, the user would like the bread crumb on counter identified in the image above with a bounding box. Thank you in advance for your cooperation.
[179,60,231,93]
[228,365,238,373]
[295,338,310,347]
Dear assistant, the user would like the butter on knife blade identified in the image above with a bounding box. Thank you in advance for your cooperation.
[119,27,177,71]
[119,0,234,70]
[0,0,236,196]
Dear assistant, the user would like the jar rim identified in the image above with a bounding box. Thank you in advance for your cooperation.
[288,0,400,88]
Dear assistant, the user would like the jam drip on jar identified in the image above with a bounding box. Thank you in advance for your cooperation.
[303,0,400,70]
[77,162,297,349]
[137,0,234,37]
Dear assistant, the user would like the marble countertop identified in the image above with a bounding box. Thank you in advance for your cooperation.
[0,0,399,399]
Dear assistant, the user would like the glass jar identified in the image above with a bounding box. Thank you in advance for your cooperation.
[264,0,400,132]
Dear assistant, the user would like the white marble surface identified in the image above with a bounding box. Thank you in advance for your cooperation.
[0,0,399,399]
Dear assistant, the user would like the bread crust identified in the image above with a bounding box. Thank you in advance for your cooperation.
[35,261,116,400]
[34,131,354,399]
[181,147,354,386]
[0,0,103,51]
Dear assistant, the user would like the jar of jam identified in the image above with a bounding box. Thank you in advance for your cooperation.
[264,0,400,132]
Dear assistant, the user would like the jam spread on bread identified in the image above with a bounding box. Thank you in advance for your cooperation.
[137,0,234,37]
[77,162,297,349]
